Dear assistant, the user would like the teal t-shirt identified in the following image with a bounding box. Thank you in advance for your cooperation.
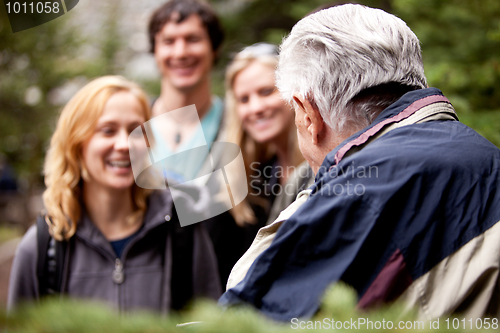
[154,96,224,184]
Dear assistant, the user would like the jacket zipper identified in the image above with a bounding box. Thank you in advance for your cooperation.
[112,258,124,313]
[75,221,166,313]
[112,258,124,284]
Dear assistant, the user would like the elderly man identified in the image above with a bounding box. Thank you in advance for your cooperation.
[220,4,500,322]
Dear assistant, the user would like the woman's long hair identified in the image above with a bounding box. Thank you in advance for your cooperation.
[43,76,152,241]
[225,48,304,226]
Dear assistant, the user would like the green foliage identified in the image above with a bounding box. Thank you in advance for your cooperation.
[392,0,500,112]
[390,0,500,146]
[0,6,88,187]
[0,283,475,332]
[0,1,127,189]
[458,110,500,147]
[0,225,22,243]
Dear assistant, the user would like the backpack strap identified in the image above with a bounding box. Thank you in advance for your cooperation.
[36,215,67,296]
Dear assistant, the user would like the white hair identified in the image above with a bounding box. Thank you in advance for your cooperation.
[276,4,428,134]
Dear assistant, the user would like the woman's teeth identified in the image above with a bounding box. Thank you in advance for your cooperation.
[108,161,131,168]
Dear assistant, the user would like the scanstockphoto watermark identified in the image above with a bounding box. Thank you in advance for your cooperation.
[249,161,379,197]
[291,318,426,330]
[291,317,499,330]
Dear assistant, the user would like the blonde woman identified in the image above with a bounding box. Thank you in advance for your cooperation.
[8,76,220,313]
[226,43,314,226]
[206,44,314,288]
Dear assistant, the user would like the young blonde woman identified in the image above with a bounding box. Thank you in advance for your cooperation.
[206,44,314,288]
[226,43,314,225]
[8,76,220,313]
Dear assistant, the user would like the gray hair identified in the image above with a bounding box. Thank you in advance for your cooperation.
[276,4,428,134]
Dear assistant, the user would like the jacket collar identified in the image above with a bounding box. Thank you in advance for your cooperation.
[316,88,452,180]
[75,190,173,250]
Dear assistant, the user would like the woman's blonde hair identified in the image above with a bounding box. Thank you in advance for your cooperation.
[225,45,304,226]
[43,76,152,241]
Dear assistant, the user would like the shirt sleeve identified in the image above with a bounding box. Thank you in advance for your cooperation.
[7,225,39,311]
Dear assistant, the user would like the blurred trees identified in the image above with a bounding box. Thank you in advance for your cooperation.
[393,0,500,113]
[214,0,391,51]
[0,6,86,190]
[0,1,122,192]
[393,0,500,144]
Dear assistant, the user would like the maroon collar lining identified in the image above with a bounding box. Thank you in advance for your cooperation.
[334,95,451,165]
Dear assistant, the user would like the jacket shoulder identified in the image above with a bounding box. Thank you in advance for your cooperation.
[7,224,39,310]
[14,224,38,265]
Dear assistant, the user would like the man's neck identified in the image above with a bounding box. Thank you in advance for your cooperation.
[312,127,355,175]
[154,78,213,119]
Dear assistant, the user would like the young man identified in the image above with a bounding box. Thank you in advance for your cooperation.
[147,0,249,291]
[148,0,224,181]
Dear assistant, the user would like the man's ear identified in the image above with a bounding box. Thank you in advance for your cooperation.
[293,94,324,145]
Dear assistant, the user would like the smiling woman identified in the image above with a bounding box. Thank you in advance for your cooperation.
[81,92,144,190]
[43,76,152,240]
[8,76,221,313]
[215,44,315,291]
[225,43,315,230]
[233,60,294,144]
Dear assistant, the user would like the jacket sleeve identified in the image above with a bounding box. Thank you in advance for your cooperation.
[219,172,381,321]
[7,225,39,311]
